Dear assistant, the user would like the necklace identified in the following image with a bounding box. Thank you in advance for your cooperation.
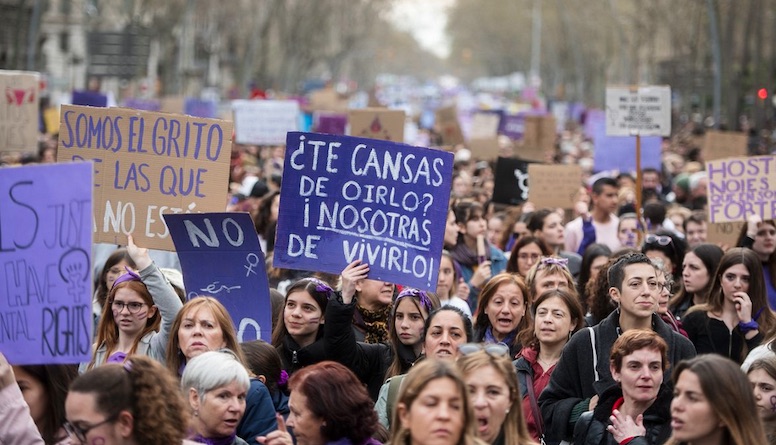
[537,356,559,369]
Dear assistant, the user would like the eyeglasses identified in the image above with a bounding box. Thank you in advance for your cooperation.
[518,253,541,261]
[64,414,119,443]
[111,301,146,314]
[644,235,672,246]
[458,342,510,357]
[658,281,673,293]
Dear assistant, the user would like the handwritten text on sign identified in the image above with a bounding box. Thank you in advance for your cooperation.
[274,132,454,290]
[605,86,671,137]
[0,163,93,365]
[707,155,776,223]
[56,105,232,250]
[0,70,39,154]
[164,213,271,342]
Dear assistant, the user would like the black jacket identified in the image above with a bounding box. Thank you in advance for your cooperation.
[277,333,327,376]
[538,311,696,445]
[573,383,673,445]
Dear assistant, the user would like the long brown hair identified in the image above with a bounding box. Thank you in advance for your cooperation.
[473,273,529,350]
[736,219,776,294]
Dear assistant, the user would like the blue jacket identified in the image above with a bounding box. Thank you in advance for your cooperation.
[459,245,507,309]
[236,379,278,442]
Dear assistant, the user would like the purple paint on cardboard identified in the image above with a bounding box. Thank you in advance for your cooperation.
[0,162,93,365]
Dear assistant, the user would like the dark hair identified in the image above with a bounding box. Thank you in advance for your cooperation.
[682,211,707,233]
[271,277,334,347]
[95,249,136,309]
[668,243,724,313]
[241,340,283,393]
[386,288,440,379]
[452,200,484,225]
[526,208,555,233]
[592,177,618,195]
[254,190,280,238]
[269,288,284,332]
[288,361,377,443]
[736,219,776,294]
[506,235,552,275]
[70,356,189,443]
[423,306,474,343]
[519,288,585,347]
[607,252,655,291]
[577,243,612,310]
[610,329,668,372]
[15,364,78,444]
[641,229,687,277]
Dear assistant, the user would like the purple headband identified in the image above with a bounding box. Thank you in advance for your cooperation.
[538,257,569,269]
[396,288,433,313]
[111,267,142,290]
[309,278,334,299]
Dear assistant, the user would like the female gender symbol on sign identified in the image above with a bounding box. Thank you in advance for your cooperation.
[244,253,260,277]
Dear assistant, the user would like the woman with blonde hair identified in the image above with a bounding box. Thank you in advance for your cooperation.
[472,273,530,358]
[389,359,487,445]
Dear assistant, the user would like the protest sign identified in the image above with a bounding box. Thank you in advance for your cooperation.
[0,70,39,154]
[469,112,501,140]
[184,98,218,119]
[706,155,776,223]
[232,100,300,145]
[72,90,108,107]
[57,105,233,250]
[309,87,349,112]
[468,138,501,160]
[0,162,93,365]
[348,108,405,142]
[605,86,671,137]
[492,157,530,205]
[588,110,662,172]
[314,111,347,135]
[160,95,185,114]
[523,115,557,151]
[707,221,745,247]
[164,212,271,342]
[274,132,454,290]
[499,113,525,140]
[703,130,747,161]
[123,98,161,112]
[435,105,465,145]
[527,164,583,209]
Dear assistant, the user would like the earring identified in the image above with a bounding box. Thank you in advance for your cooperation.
[193,409,199,417]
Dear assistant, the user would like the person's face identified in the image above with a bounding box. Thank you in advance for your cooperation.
[424,311,467,360]
[13,366,48,429]
[618,219,639,247]
[485,283,525,340]
[538,212,565,248]
[283,291,324,347]
[452,176,472,198]
[752,223,776,258]
[682,252,709,294]
[191,381,246,439]
[720,263,750,301]
[487,217,505,247]
[533,270,569,296]
[111,287,156,338]
[437,256,456,298]
[671,370,723,444]
[395,298,427,346]
[460,213,486,241]
[287,390,326,445]
[592,185,619,214]
[644,250,672,276]
[516,243,542,277]
[656,271,671,315]
[65,391,124,445]
[611,348,663,405]
[466,365,512,443]
[589,256,609,283]
[610,263,658,320]
[642,172,660,190]
[178,306,227,360]
[356,279,394,307]
[105,259,131,291]
[444,211,459,247]
[534,296,575,347]
[512,221,530,240]
[749,368,776,418]
[398,377,465,445]
[684,221,708,248]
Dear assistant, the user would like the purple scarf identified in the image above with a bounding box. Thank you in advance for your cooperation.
[190,433,237,445]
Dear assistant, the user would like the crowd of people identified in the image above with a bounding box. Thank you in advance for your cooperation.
[4,107,776,445]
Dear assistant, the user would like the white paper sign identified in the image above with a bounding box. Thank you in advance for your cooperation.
[232,100,299,145]
[605,86,671,137]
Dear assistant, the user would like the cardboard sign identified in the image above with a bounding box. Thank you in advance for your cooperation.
[160,96,185,114]
[348,108,405,142]
[0,70,39,154]
[123,98,161,112]
[184,98,217,119]
[703,130,747,161]
[469,112,501,139]
[707,155,776,223]
[314,111,347,135]
[275,132,454,290]
[468,138,501,160]
[492,157,530,205]
[605,86,671,137]
[435,105,465,145]
[233,100,300,145]
[706,221,746,247]
[528,164,583,209]
[56,105,233,250]
[523,115,557,151]
[164,212,271,342]
[0,162,93,365]
[309,87,349,112]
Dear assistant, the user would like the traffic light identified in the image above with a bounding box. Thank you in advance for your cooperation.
[758,88,768,100]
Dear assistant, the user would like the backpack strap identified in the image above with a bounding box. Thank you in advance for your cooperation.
[385,374,405,429]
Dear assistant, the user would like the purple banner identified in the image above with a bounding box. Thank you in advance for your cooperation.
[314,112,347,135]
[274,132,454,290]
[72,90,107,107]
[184,98,218,119]
[0,162,93,365]
[163,212,271,342]
[499,114,525,139]
[590,112,662,172]
[122,98,161,112]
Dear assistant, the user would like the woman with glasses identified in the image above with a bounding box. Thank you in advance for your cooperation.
[472,274,530,358]
[683,248,776,363]
[668,243,724,320]
[64,355,194,445]
[84,235,183,371]
[527,209,582,278]
[736,216,776,310]
[458,348,536,445]
[641,230,686,279]
[514,289,585,442]
[652,260,687,337]
[506,236,552,279]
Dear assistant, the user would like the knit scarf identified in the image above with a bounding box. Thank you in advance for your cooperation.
[190,433,236,445]
[449,240,490,268]
[354,304,391,344]
[484,326,517,347]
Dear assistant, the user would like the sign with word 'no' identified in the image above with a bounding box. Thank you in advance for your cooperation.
[1,162,93,365]
[164,212,271,342]
[274,132,454,290]
[707,155,776,223]
[605,86,671,137]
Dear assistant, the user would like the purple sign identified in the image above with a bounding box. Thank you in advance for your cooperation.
[275,132,454,290]
[0,162,93,365]
[314,112,347,135]
[590,113,662,172]
[123,98,161,112]
[72,90,107,107]
[163,212,271,342]
[499,114,525,139]
[184,98,218,118]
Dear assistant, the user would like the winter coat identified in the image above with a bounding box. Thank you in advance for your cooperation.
[236,379,278,442]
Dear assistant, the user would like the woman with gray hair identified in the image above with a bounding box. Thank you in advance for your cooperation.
[182,350,251,445]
